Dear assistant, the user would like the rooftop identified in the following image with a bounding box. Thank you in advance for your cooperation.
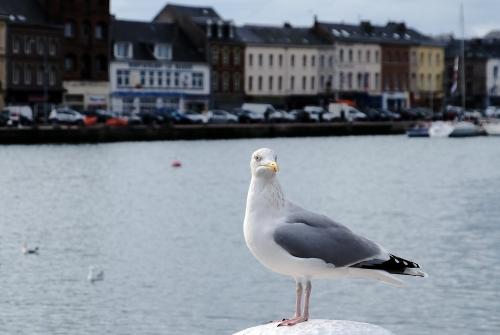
[237,24,329,46]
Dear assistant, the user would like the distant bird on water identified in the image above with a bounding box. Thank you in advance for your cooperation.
[87,266,104,283]
[243,148,427,327]
[171,160,182,168]
[22,242,39,255]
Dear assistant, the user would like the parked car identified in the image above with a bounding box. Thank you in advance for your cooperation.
[49,107,85,125]
[1,105,33,126]
[303,106,324,122]
[328,103,366,121]
[241,103,276,120]
[288,109,311,122]
[232,108,265,123]
[400,107,433,120]
[485,106,500,118]
[268,110,296,123]
[206,110,238,123]
[122,111,143,125]
[182,110,206,124]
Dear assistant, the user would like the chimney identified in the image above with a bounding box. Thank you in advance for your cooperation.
[283,22,292,29]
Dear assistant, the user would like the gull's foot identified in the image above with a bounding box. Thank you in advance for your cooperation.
[277,316,308,327]
[267,318,287,324]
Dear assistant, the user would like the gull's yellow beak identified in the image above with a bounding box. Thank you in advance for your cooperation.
[263,161,279,173]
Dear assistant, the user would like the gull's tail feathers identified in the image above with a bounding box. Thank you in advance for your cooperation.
[350,254,427,279]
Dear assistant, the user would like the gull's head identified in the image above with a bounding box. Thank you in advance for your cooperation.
[250,148,279,178]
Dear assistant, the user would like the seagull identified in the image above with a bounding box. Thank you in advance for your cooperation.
[87,266,104,283]
[243,148,427,327]
[22,242,39,255]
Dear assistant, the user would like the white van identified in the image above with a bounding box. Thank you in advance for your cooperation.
[328,103,366,122]
[2,105,34,126]
[241,103,276,117]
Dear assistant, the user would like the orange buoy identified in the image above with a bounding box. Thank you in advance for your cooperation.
[171,160,182,167]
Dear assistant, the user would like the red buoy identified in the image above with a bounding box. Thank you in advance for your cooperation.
[171,160,182,168]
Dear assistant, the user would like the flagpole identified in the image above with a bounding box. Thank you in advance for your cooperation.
[460,2,466,110]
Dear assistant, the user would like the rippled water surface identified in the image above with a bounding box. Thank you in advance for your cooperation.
[1,136,499,334]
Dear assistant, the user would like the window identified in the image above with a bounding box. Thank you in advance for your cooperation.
[358,50,362,62]
[428,52,432,66]
[348,49,353,63]
[291,55,295,67]
[82,21,91,39]
[24,65,31,84]
[436,53,441,66]
[436,74,441,88]
[95,23,106,40]
[12,37,20,54]
[310,76,315,90]
[222,48,229,65]
[233,49,241,66]
[269,54,273,67]
[154,43,172,60]
[37,66,43,86]
[278,54,283,67]
[13,65,20,85]
[420,52,424,65]
[375,50,380,63]
[140,71,146,86]
[64,55,75,71]
[117,69,130,87]
[64,21,75,38]
[366,50,371,63]
[158,71,163,86]
[375,73,380,90]
[428,74,432,90]
[311,55,315,67]
[49,39,56,55]
[340,49,344,62]
[268,76,273,91]
[328,55,333,67]
[290,76,295,90]
[258,76,262,91]
[212,72,218,91]
[95,55,106,72]
[320,75,324,89]
[357,73,362,89]
[212,47,219,65]
[25,37,34,54]
[248,76,253,91]
[303,55,307,67]
[248,54,253,66]
[320,55,324,68]
[233,72,241,91]
[278,76,282,91]
[114,42,132,59]
[339,72,344,90]
[420,73,424,88]
[347,72,352,89]
[258,54,263,66]
[166,72,171,86]
[222,72,230,91]
[49,66,56,86]
[302,76,306,90]
[192,72,204,88]
[174,72,179,86]
[37,37,44,55]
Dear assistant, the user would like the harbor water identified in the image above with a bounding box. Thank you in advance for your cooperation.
[0,136,499,334]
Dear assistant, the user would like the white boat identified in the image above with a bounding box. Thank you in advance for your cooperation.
[483,121,500,136]
[429,121,454,138]
[449,121,482,137]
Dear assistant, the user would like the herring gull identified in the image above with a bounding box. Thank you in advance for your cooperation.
[243,148,426,327]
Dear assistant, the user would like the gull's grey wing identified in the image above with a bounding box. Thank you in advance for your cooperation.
[273,203,386,267]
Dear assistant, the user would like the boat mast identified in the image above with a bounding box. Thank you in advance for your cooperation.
[460,2,466,110]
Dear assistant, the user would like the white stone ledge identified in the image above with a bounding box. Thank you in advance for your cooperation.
[234,319,394,335]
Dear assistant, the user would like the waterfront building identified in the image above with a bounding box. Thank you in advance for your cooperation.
[38,0,110,110]
[237,24,330,108]
[0,0,64,115]
[153,4,244,109]
[110,19,209,113]
[314,20,444,111]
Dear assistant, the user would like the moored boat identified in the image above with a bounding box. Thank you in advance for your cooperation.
[449,121,482,137]
[429,121,454,138]
[483,121,500,136]
[407,123,429,137]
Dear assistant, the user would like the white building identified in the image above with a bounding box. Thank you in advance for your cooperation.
[486,58,500,99]
[238,24,330,106]
[110,20,210,113]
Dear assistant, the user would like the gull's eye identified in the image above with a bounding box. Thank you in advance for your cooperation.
[254,155,261,161]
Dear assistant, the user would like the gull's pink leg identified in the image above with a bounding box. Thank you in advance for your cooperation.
[270,281,302,323]
[278,281,311,327]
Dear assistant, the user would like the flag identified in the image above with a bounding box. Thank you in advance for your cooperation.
[450,56,459,95]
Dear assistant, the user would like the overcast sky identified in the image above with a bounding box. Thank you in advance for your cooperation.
[111,0,499,38]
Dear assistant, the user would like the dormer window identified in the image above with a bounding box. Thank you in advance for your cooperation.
[114,42,132,59]
[154,43,172,60]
